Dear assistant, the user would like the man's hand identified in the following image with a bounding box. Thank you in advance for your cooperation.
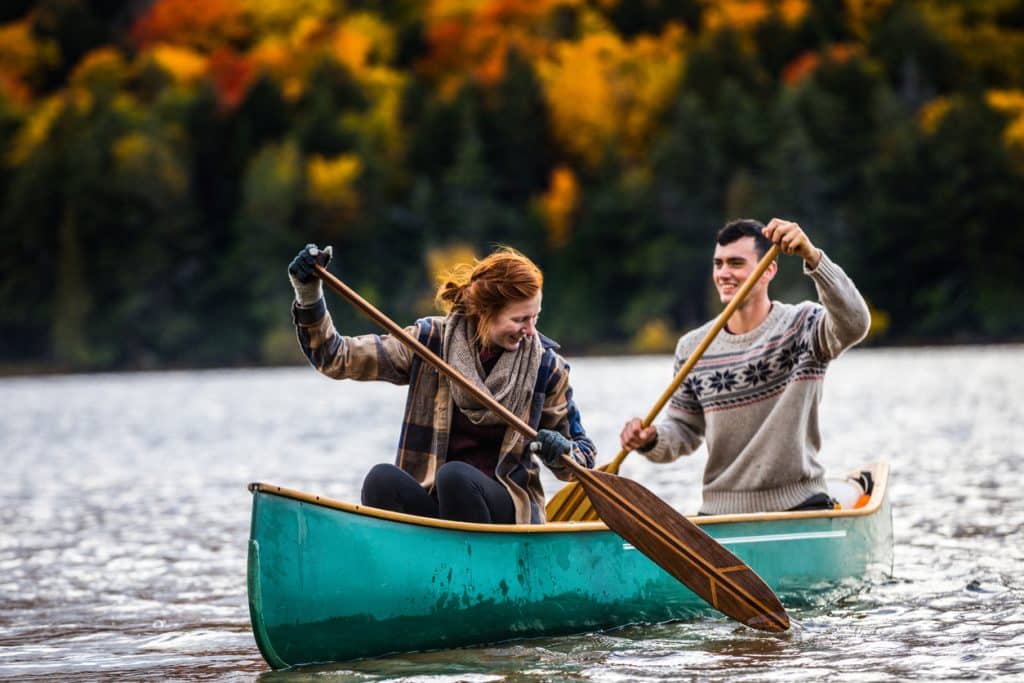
[762,218,820,268]
[620,417,657,452]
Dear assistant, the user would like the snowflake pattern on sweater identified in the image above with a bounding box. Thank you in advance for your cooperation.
[671,306,827,415]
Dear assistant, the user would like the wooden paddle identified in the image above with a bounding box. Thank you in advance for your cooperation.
[546,244,781,522]
[312,260,790,633]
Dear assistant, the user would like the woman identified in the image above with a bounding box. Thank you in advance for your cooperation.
[288,244,596,524]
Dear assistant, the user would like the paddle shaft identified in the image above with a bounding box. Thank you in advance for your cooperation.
[312,262,790,632]
[313,264,537,441]
[610,243,780,470]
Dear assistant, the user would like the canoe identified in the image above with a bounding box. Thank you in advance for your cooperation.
[247,461,892,669]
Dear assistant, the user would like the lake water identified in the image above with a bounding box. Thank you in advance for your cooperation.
[1,347,1022,681]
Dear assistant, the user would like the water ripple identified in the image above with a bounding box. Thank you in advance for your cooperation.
[2,349,1024,680]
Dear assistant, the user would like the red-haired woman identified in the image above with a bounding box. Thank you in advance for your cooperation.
[288,244,596,524]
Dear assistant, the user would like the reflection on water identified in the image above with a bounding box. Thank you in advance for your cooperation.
[1,347,1023,680]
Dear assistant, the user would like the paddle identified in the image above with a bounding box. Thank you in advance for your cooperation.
[546,244,781,522]
[312,261,790,633]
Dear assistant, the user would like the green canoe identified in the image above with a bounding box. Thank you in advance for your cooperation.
[247,461,892,669]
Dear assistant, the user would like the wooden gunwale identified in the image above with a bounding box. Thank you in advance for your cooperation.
[248,460,888,533]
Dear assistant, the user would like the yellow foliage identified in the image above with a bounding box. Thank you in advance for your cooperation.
[537,165,579,248]
[0,19,59,83]
[631,318,677,354]
[844,0,896,39]
[69,47,128,93]
[342,69,407,161]
[8,95,64,166]
[917,97,951,135]
[148,44,209,84]
[986,89,1024,115]
[702,0,808,32]
[112,132,189,196]
[290,16,332,50]
[987,89,1024,170]
[865,301,890,340]
[332,13,397,72]
[537,26,685,167]
[427,242,479,288]
[307,153,362,212]
[241,0,335,33]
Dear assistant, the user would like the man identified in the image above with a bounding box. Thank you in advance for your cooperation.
[620,218,871,515]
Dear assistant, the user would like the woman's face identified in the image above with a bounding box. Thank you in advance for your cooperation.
[485,292,542,351]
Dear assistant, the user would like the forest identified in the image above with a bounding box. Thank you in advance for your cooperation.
[2,0,1024,371]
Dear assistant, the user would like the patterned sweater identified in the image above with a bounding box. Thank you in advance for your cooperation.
[641,251,871,515]
[292,301,596,524]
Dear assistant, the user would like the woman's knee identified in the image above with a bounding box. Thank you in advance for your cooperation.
[435,461,480,493]
[361,463,404,505]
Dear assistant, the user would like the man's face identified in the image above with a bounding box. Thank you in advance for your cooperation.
[712,237,774,305]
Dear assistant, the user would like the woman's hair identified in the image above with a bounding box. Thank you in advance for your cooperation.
[435,246,544,347]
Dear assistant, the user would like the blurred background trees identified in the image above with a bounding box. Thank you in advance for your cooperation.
[2,0,1023,371]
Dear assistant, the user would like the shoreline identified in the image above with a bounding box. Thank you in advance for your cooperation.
[2,340,1023,379]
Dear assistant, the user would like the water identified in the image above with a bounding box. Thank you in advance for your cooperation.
[1,347,1022,681]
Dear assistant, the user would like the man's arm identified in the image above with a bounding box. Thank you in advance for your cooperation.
[620,336,706,463]
[762,219,870,360]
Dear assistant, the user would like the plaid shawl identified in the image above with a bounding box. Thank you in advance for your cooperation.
[294,302,596,524]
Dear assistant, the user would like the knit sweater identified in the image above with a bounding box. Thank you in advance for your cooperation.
[641,251,871,515]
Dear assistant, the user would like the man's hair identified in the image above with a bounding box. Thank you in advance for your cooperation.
[716,219,772,258]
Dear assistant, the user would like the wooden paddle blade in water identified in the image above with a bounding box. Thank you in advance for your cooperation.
[565,459,790,632]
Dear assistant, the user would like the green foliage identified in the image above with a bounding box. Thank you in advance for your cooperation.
[3,0,1024,372]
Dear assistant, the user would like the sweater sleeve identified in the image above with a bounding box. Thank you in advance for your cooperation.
[539,359,597,481]
[292,299,416,385]
[639,336,706,463]
[805,250,871,361]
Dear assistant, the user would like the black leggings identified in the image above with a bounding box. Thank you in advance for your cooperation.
[361,461,516,524]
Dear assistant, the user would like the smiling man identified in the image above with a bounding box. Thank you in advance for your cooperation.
[620,218,871,515]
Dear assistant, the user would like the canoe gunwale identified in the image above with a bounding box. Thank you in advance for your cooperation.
[248,461,889,533]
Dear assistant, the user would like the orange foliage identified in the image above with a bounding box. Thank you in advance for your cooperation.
[132,0,248,51]
[702,0,808,32]
[0,19,59,92]
[782,43,862,86]
[0,67,30,107]
[917,97,951,135]
[208,48,255,111]
[538,165,579,247]
[420,0,580,89]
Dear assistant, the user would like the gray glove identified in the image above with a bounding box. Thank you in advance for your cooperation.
[288,243,333,305]
[529,429,572,468]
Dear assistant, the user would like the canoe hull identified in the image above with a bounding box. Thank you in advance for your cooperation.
[247,462,892,668]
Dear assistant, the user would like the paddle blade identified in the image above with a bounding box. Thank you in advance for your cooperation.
[546,460,621,522]
[570,464,789,632]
